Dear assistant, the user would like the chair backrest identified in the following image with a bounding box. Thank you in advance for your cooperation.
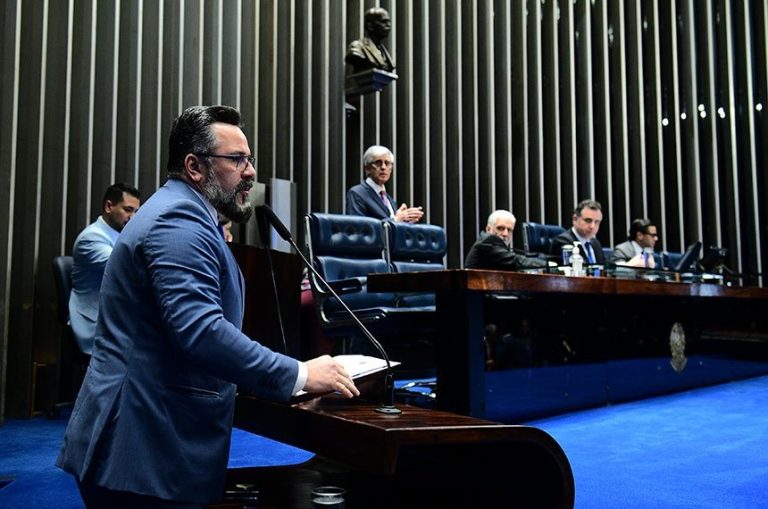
[661,252,678,271]
[52,255,74,325]
[662,241,701,272]
[304,213,394,310]
[383,222,447,273]
[522,222,566,255]
[652,251,663,268]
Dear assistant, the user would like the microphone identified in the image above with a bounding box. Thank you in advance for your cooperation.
[255,205,401,415]
[256,204,293,242]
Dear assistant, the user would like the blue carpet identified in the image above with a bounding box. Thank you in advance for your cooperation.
[529,375,768,508]
[3,377,768,508]
[0,419,313,508]
[0,418,82,509]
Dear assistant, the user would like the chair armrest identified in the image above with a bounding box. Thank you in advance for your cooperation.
[326,277,365,294]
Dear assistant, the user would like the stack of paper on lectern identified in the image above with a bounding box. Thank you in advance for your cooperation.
[290,355,400,402]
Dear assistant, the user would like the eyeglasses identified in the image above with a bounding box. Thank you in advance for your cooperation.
[644,232,659,238]
[197,153,255,170]
[370,159,394,168]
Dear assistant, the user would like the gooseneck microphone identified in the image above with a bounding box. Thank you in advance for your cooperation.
[255,205,401,415]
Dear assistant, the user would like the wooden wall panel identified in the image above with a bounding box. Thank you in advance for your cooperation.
[1,0,766,418]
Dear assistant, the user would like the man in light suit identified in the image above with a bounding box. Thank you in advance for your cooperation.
[57,106,359,508]
[610,218,658,268]
[551,199,607,265]
[69,183,141,354]
[345,145,424,223]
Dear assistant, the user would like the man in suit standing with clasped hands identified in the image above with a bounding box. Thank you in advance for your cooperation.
[57,105,359,508]
[345,144,424,223]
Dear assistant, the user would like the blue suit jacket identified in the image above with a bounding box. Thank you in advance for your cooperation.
[57,179,299,504]
[346,182,395,220]
[69,217,117,354]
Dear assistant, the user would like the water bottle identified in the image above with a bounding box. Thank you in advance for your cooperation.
[570,243,584,276]
[561,245,573,266]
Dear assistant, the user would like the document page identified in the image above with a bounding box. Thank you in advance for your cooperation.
[290,355,400,401]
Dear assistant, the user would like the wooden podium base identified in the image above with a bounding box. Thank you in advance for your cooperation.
[227,395,574,508]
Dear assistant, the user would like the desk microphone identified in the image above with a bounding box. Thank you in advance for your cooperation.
[255,205,401,415]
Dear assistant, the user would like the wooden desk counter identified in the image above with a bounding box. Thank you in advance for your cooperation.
[234,394,575,508]
[367,268,768,299]
[366,270,768,418]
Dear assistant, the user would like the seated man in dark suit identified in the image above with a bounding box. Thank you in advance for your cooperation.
[551,199,606,265]
[345,145,423,223]
[610,218,658,268]
[465,210,549,270]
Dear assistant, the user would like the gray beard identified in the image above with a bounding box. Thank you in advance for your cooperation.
[200,169,254,223]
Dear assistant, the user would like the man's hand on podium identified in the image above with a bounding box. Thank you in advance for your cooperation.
[304,355,360,398]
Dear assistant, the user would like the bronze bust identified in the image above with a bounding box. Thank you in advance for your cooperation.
[345,7,396,74]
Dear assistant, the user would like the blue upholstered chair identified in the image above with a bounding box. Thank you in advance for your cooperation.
[383,221,447,307]
[304,213,435,333]
[522,222,566,256]
[661,251,682,271]
[663,242,702,272]
[384,222,446,273]
[304,213,438,372]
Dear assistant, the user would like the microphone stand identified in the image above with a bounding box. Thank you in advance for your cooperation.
[256,206,401,415]
[256,211,288,355]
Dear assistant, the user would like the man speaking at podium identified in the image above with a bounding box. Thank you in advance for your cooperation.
[57,105,359,508]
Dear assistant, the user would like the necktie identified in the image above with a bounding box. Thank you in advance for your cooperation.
[379,190,388,205]
[584,241,596,264]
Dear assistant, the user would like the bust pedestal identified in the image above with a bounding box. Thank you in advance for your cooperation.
[345,68,398,97]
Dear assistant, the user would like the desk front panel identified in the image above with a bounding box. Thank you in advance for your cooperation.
[368,270,768,421]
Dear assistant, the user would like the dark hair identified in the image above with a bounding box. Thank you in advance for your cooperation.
[629,218,654,241]
[574,199,602,216]
[166,105,242,178]
[103,182,140,207]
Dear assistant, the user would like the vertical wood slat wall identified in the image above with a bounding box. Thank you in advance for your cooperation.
[0,0,766,418]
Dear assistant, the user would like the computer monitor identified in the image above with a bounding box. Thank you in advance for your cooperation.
[674,241,702,273]
[699,246,727,273]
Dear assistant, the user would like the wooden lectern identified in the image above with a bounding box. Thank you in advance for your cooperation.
[226,246,575,508]
[230,396,574,508]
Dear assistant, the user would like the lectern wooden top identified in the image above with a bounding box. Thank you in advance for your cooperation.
[367,268,768,299]
[233,395,575,508]
[235,395,573,494]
